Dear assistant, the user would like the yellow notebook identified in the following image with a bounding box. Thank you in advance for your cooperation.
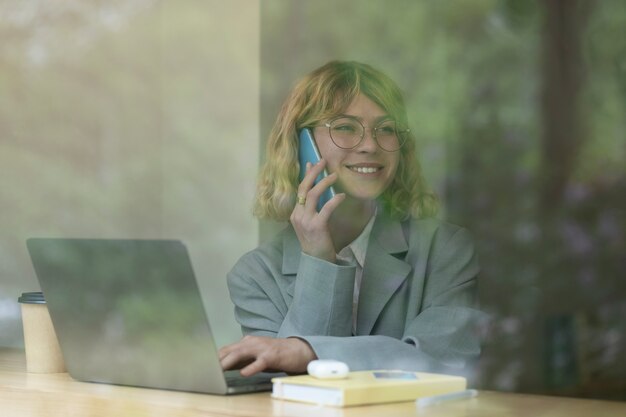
[271,370,466,407]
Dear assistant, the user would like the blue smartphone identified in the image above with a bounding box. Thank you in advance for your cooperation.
[298,128,336,211]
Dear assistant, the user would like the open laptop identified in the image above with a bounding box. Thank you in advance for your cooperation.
[26,238,276,394]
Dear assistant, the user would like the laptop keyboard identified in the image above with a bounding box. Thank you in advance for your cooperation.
[224,370,281,387]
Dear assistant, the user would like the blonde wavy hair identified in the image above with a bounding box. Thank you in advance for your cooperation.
[254,60,438,221]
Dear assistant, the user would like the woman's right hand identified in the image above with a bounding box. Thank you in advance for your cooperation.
[219,335,317,377]
[290,159,345,263]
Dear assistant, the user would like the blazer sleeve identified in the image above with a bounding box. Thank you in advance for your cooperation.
[300,226,486,372]
[276,253,357,338]
[227,246,358,339]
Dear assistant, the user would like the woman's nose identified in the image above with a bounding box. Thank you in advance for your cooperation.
[355,128,378,152]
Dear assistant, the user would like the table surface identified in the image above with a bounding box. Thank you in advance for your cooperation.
[1,348,625,417]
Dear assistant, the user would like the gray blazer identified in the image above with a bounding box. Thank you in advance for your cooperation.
[227,214,484,373]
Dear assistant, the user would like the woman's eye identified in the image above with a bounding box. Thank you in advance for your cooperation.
[378,125,396,135]
[334,124,356,133]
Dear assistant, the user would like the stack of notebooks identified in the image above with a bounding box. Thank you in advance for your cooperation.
[272,370,467,407]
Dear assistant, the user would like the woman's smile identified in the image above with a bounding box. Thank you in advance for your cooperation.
[346,163,384,175]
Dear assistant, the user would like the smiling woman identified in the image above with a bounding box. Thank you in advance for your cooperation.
[218,61,486,378]
[254,61,437,222]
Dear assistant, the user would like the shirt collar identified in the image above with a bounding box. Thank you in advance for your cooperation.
[337,208,377,268]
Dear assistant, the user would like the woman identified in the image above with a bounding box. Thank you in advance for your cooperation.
[219,61,483,377]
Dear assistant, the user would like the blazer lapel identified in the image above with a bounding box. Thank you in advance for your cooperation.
[356,214,411,335]
[279,214,412,328]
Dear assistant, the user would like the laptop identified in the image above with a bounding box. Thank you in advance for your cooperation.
[26,238,276,394]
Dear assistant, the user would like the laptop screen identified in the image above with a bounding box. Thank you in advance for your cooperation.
[27,238,230,393]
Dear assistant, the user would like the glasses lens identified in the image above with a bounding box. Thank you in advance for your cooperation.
[329,118,363,148]
[375,120,407,151]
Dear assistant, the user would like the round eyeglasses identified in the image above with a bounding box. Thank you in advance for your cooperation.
[323,116,409,152]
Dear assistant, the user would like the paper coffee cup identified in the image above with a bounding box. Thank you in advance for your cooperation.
[18,292,66,373]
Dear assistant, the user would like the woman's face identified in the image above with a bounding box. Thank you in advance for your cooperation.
[313,93,400,202]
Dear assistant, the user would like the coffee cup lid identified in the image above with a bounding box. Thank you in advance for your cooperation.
[18,292,46,304]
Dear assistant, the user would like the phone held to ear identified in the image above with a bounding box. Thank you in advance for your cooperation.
[298,128,336,212]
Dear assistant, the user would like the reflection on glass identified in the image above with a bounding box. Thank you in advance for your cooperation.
[29,239,223,391]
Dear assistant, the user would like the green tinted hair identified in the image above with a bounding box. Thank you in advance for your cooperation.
[254,60,438,221]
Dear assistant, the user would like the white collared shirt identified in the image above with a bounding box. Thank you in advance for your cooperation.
[336,211,377,335]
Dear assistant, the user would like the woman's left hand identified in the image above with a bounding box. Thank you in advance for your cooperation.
[218,335,317,376]
[291,160,345,263]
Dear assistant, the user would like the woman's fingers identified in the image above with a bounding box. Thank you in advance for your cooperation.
[308,171,336,195]
[296,160,328,205]
[296,162,341,215]
[221,354,254,372]
[317,192,346,222]
[218,336,316,376]
[218,337,256,370]
[219,348,247,370]
[218,340,238,359]
[291,159,342,262]
[239,358,268,377]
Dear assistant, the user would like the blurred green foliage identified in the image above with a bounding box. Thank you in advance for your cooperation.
[261,0,625,400]
[0,0,259,348]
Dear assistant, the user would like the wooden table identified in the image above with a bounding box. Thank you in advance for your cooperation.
[1,348,624,417]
